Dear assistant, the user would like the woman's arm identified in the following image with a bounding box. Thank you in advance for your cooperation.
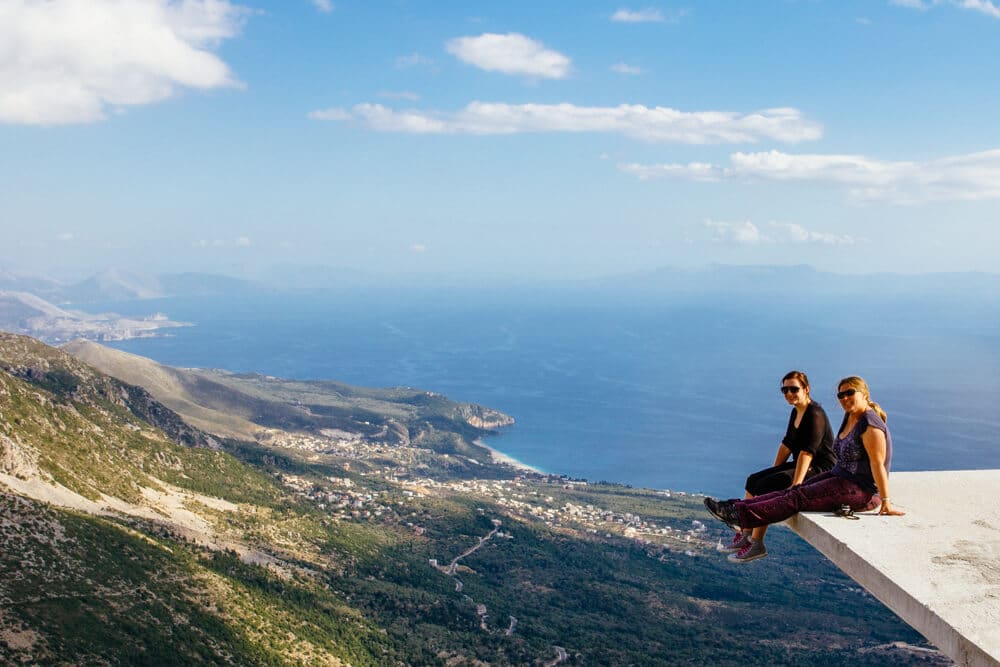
[773,443,792,467]
[791,451,813,486]
[861,427,906,516]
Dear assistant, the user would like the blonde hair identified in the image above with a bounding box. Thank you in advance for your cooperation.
[838,376,887,422]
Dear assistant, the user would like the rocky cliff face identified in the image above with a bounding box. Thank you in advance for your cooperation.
[385,418,411,446]
[106,382,220,450]
[0,432,38,479]
[1,364,47,481]
[459,404,515,430]
[0,332,217,451]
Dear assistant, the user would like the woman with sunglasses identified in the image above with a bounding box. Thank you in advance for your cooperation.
[705,376,905,562]
[720,370,836,563]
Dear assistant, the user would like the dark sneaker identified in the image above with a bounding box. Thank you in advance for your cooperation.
[727,539,768,563]
[718,531,750,553]
[704,497,741,530]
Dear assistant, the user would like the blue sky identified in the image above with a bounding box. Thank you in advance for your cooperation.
[2,0,999,282]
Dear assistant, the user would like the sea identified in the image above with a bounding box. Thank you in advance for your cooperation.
[94,284,1000,497]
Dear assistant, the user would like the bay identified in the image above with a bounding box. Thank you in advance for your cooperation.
[96,287,1000,497]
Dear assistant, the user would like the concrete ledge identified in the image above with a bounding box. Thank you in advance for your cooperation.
[786,470,1000,667]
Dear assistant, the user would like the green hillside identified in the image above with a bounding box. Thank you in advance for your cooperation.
[63,339,513,472]
[0,333,945,665]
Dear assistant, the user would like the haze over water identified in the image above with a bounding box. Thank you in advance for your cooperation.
[96,282,1000,498]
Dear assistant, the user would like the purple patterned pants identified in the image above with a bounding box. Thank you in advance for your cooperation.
[735,471,872,529]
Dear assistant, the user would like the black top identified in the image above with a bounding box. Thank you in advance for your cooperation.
[781,401,836,472]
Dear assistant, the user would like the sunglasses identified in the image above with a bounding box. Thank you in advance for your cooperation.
[837,388,858,399]
[780,386,802,394]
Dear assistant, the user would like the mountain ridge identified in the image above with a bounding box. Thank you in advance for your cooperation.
[5,264,1000,304]
[62,339,515,461]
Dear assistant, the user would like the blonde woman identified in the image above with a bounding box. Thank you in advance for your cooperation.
[705,376,904,561]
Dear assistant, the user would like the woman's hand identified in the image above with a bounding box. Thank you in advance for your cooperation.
[862,429,904,516]
[878,499,905,516]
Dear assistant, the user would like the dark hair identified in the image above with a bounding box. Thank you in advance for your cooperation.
[782,370,810,391]
[838,375,887,421]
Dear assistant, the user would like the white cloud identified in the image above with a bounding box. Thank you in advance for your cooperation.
[612,7,688,23]
[768,222,857,245]
[310,0,334,13]
[410,243,427,253]
[611,63,642,75]
[0,0,248,126]
[620,148,1000,203]
[56,232,75,242]
[311,102,822,144]
[619,161,724,180]
[891,0,1000,17]
[727,151,909,184]
[236,236,251,247]
[959,0,1000,18]
[307,107,352,121]
[611,8,665,23]
[704,220,766,245]
[445,33,571,79]
[394,52,434,69]
[703,219,857,245]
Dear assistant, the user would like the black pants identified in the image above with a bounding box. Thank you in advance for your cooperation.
[745,461,824,496]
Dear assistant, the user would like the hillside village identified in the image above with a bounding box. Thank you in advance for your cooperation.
[278,463,714,556]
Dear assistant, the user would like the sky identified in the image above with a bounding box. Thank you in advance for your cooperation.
[2,0,999,283]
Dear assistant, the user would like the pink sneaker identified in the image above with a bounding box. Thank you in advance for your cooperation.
[718,531,750,553]
[727,539,768,563]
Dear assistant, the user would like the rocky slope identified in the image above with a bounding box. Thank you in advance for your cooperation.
[63,339,513,459]
[0,332,946,666]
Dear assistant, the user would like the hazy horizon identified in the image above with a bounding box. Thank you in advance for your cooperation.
[3,1,1000,281]
[4,261,1000,295]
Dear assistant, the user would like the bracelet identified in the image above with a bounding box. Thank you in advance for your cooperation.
[881,497,890,502]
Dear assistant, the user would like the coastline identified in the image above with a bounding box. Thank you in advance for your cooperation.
[474,438,544,474]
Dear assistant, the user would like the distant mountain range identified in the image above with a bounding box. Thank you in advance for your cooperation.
[4,261,997,349]
[0,291,189,344]
[587,264,1000,301]
[0,268,270,343]
[3,264,999,306]
[0,267,263,304]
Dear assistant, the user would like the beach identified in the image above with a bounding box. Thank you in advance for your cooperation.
[474,439,544,474]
